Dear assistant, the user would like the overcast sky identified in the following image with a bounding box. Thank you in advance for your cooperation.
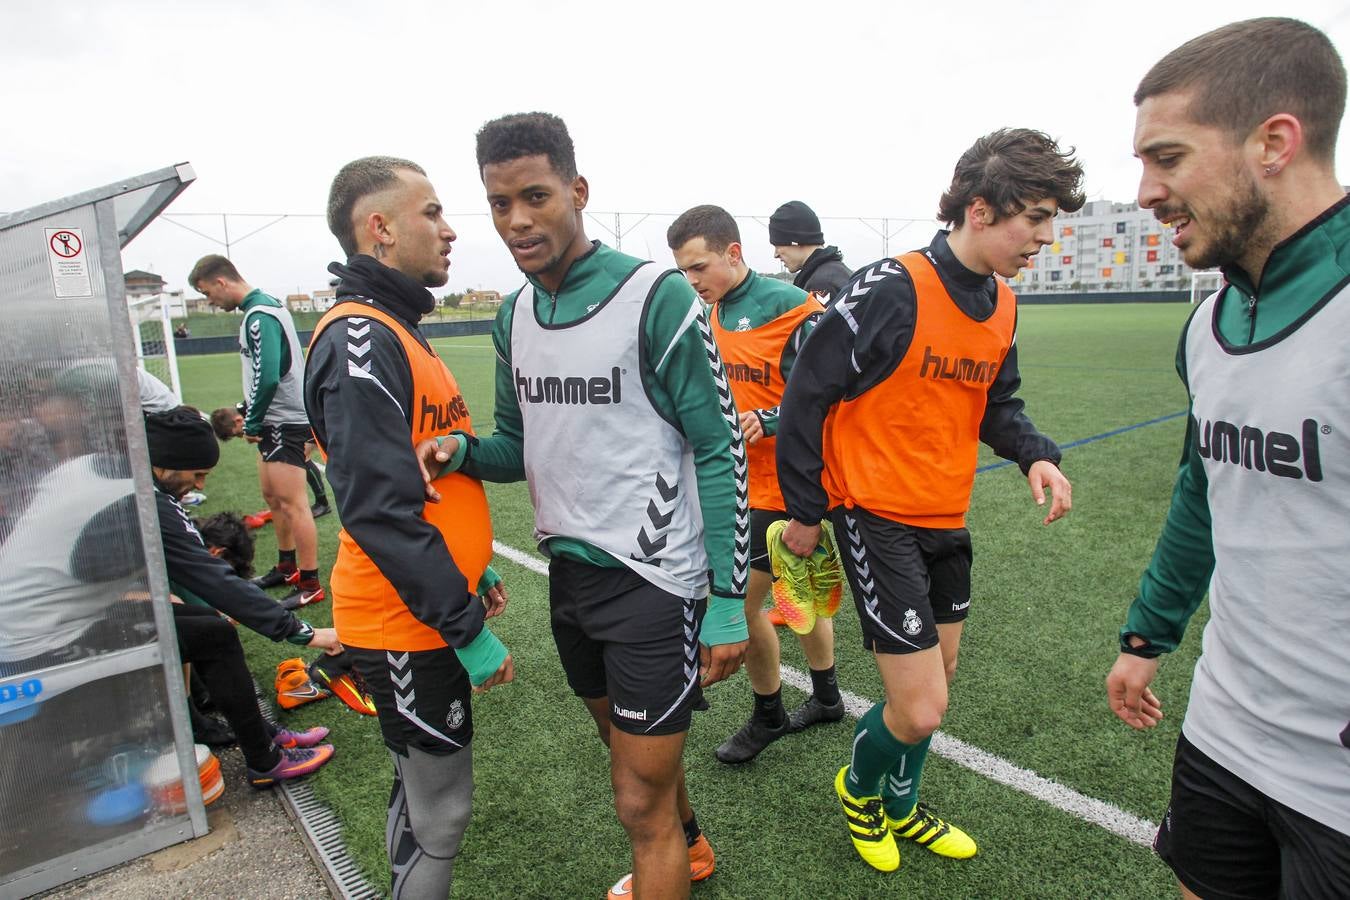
[5,1,1349,298]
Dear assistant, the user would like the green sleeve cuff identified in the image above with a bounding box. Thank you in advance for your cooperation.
[756,409,778,437]
[476,565,501,596]
[699,594,748,646]
[434,433,469,477]
[284,621,314,646]
[454,625,508,686]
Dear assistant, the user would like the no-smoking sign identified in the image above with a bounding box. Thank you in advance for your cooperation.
[44,226,93,299]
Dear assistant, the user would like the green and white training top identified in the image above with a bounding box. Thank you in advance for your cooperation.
[238,290,307,430]
[512,262,713,599]
[1181,279,1350,835]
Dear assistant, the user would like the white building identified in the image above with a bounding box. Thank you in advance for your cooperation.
[1009,199,1194,294]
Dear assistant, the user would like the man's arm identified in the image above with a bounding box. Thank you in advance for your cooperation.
[1107,329,1214,728]
[457,294,526,483]
[155,491,316,645]
[752,309,824,440]
[979,335,1063,473]
[645,275,749,657]
[778,261,915,526]
[242,310,286,435]
[305,319,504,676]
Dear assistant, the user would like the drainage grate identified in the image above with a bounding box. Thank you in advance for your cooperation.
[279,778,382,900]
[255,684,382,899]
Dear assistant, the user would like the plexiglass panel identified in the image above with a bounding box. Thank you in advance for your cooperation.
[0,171,200,895]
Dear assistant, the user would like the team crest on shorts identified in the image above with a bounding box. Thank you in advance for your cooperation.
[446,699,465,730]
[902,608,923,637]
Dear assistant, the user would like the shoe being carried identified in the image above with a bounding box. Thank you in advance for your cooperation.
[247,744,335,789]
[308,652,377,716]
[887,802,977,859]
[766,521,845,634]
[835,765,900,872]
[275,657,330,709]
[606,832,715,899]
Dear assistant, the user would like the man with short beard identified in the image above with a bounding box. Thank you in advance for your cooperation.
[1105,17,1350,898]
[304,156,513,899]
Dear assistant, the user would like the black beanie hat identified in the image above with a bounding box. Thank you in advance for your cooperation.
[768,200,824,246]
[144,407,220,471]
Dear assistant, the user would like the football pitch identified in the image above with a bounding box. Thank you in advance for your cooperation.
[177,301,1203,899]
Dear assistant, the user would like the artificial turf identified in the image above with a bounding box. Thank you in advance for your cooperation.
[178,301,1203,898]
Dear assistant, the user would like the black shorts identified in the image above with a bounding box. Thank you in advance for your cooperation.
[830,506,972,655]
[750,508,789,574]
[548,556,705,736]
[257,423,312,468]
[346,645,472,756]
[1155,732,1350,900]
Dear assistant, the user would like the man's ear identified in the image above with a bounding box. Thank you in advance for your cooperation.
[1251,112,1302,176]
[572,174,590,211]
[967,197,994,228]
[726,241,744,267]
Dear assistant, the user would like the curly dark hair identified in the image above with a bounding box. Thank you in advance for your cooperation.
[667,205,741,253]
[937,128,1085,227]
[475,112,577,181]
[195,511,255,578]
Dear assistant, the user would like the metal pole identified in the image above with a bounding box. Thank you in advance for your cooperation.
[223,213,230,258]
[614,212,621,252]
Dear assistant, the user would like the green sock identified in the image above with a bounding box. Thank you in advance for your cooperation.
[881,733,932,820]
[845,703,907,797]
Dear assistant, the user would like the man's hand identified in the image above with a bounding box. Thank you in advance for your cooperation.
[473,654,514,693]
[307,627,344,655]
[1027,459,1072,524]
[1106,652,1164,729]
[482,579,508,619]
[738,410,764,445]
[782,519,821,557]
[413,438,450,502]
[699,640,747,687]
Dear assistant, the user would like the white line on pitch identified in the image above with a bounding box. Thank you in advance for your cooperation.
[492,538,1158,847]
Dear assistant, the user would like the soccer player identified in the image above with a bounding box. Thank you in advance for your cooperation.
[188,255,322,605]
[666,205,843,764]
[305,155,513,899]
[768,200,852,297]
[1105,18,1350,898]
[425,112,748,899]
[776,128,1080,872]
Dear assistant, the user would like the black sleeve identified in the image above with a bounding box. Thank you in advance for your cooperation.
[155,491,304,642]
[777,259,917,524]
[979,310,1062,473]
[304,316,486,649]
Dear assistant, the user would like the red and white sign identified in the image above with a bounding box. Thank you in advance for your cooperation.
[44,226,93,298]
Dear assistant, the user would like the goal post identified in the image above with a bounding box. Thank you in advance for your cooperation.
[128,292,183,403]
[1189,269,1223,304]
